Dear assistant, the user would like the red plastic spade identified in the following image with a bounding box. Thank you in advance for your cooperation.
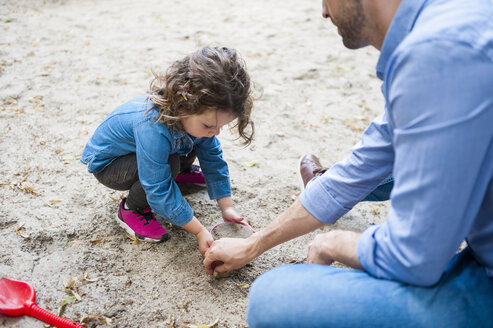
[0,277,85,328]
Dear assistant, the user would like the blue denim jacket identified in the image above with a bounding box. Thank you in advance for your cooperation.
[81,95,231,226]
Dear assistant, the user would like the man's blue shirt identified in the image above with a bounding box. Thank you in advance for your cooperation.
[300,0,493,286]
[81,95,231,226]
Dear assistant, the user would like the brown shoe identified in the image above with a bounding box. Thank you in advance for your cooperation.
[299,154,328,190]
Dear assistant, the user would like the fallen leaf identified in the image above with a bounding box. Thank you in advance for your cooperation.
[183,300,190,312]
[67,240,83,247]
[193,318,219,328]
[79,270,99,282]
[236,283,250,288]
[108,195,120,202]
[4,98,17,105]
[80,313,113,325]
[126,233,140,244]
[15,221,29,238]
[70,289,82,301]
[62,155,76,161]
[57,296,77,316]
[245,160,258,167]
[65,276,78,289]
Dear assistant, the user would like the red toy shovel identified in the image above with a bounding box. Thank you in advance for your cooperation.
[0,277,85,328]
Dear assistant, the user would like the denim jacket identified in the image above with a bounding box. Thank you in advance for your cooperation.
[81,95,231,226]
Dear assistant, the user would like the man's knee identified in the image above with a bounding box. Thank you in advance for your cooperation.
[247,266,290,327]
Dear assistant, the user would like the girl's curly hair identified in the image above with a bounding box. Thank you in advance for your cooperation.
[148,47,254,145]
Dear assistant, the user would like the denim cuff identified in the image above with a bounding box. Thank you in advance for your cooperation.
[161,198,194,226]
[299,177,351,224]
[206,178,232,200]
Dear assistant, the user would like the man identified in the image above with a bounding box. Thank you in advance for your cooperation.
[204,0,493,326]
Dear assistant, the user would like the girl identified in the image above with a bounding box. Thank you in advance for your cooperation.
[81,47,254,256]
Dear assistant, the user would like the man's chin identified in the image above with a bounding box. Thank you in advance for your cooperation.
[341,37,368,50]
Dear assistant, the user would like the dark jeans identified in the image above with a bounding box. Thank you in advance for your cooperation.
[363,175,394,201]
[94,150,196,210]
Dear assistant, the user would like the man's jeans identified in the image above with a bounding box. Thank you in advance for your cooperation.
[247,179,493,328]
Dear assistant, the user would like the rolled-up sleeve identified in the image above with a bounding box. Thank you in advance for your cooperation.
[194,136,231,200]
[134,121,193,226]
[357,41,493,286]
[300,112,395,224]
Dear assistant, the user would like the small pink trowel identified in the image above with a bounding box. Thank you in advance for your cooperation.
[0,277,85,328]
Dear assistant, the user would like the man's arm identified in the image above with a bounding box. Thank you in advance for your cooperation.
[204,199,323,274]
[204,112,396,274]
[299,112,395,224]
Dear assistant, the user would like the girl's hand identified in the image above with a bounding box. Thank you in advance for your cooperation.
[196,228,214,256]
[221,206,244,223]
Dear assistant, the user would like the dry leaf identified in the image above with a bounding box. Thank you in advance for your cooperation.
[79,270,99,282]
[236,283,250,288]
[15,221,29,238]
[182,300,190,313]
[71,289,82,301]
[5,98,17,105]
[57,296,77,316]
[108,195,120,202]
[80,313,113,325]
[67,240,83,247]
[126,233,140,244]
[245,160,258,167]
[62,155,76,161]
[193,318,219,328]
[65,276,78,289]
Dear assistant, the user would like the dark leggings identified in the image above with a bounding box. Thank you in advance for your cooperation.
[94,150,196,210]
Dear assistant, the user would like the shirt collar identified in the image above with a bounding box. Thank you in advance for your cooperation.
[376,0,428,80]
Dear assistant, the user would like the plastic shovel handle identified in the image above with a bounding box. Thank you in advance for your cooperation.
[29,303,85,328]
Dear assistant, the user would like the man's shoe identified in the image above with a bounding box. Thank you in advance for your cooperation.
[299,154,328,190]
[174,164,206,185]
[116,198,169,242]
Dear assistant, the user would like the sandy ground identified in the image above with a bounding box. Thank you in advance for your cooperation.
[0,0,390,327]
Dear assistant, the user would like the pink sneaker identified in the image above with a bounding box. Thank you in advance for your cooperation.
[116,199,169,242]
[174,164,206,185]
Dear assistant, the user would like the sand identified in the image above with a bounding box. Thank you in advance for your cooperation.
[0,0,389,327]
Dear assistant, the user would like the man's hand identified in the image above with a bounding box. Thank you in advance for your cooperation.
[196,228,214,257]
[307,230,364,270]
[307,231,336,265]
[203,237,258,275]
[203,198,325,274]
